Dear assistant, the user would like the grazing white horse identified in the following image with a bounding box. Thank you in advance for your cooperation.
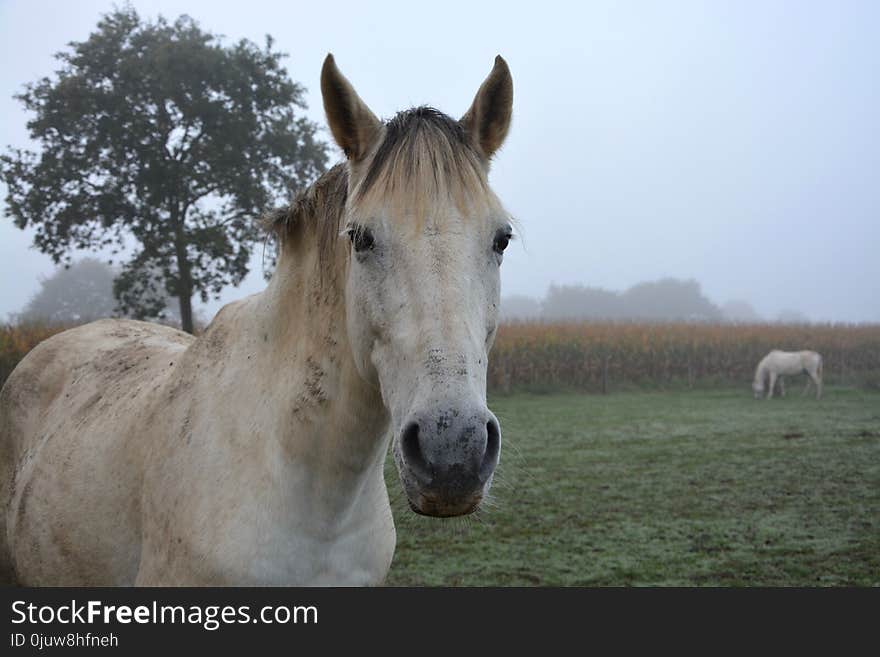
[0,54,515,585]
[752,350,823,400]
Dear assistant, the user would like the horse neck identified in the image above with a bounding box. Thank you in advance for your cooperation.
[243,235,389,478]
[754,361,767,382]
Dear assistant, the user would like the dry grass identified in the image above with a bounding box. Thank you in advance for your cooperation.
[0,322,71,389]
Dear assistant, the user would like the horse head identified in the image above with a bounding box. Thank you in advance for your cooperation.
[321,55,513,517]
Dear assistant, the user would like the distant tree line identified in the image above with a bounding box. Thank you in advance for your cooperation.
[13,258,196,328]
[500,278,805,324]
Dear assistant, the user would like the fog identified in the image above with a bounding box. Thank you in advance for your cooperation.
[2,0,878,323]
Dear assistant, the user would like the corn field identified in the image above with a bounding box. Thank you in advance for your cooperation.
[489,321,880,393]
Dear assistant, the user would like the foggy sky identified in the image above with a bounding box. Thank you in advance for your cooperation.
[1,0,878,323]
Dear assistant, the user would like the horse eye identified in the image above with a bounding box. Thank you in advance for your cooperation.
[349,226,375,252]
[493,230,511,255]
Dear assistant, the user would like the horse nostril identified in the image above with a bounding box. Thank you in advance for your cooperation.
[401,421,432,483]
[479,419,501,481]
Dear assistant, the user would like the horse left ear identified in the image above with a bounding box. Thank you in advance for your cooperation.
[460,55,514,161]
[321,54,381,161]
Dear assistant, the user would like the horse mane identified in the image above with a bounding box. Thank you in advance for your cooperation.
[263,163,348,268]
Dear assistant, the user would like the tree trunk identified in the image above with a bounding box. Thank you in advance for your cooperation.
[177,289,194,334]
[173,218,194,334]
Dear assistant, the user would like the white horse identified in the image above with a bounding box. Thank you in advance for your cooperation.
[0,54,514,585]
[752,350,823,400]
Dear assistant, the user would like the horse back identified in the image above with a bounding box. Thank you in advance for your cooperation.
[2,319,193,455]
[0,318,193,585]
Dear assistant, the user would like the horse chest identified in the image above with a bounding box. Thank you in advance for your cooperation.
[138,458,395,586]
[207,502,395,586]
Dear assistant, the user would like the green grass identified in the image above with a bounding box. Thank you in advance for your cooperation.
[383,387,880,586]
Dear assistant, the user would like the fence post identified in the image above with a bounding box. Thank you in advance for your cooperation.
[602,354,610,395]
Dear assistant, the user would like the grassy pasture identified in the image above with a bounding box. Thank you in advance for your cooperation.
[384,387,880,586]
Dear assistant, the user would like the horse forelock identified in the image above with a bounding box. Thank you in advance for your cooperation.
[262,107,503,273]
[352,106,498,227]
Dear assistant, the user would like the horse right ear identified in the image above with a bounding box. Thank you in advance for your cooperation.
[321,54,381,161]
[460,55,514,161]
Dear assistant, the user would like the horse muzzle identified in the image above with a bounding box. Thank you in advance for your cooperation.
[393,406,501,517]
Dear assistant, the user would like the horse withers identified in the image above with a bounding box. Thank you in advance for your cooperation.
[752,350,823,400]
[0,54,515,585]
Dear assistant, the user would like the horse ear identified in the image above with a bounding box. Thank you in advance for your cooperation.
[460,55,513,161]
[321,54,381,161]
